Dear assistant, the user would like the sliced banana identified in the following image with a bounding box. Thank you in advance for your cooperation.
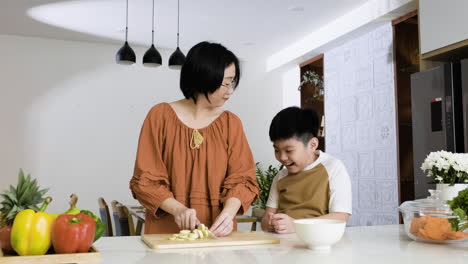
[167,224,213,241]
[195,229,204,239]
[179,230,191,235]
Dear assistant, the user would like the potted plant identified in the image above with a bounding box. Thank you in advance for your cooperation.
[0,169,49,253]
[252,163,283,221]
[298,70,324,101]
[421,151,468,201]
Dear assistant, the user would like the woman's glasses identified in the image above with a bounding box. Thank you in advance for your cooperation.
[221,79,236,89]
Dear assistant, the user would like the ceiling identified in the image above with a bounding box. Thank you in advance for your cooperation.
[0,0,369,60]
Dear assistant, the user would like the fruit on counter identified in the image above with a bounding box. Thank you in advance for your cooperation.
[51,213,96,254]
[410,216,468,240]
[0,169,49,253]
[167,224,215,241]
[62,193,106,242]
[64,193,81,215]
[80,210,106,242]
[44,194,81,219]
[0,225,13,253]
[11,197,55,256]
[0,169,49,225]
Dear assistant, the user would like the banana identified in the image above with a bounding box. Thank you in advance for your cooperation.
[167,224,214,241]
[64,194,81,215]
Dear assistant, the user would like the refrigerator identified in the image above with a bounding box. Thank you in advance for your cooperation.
[410,59,468,199]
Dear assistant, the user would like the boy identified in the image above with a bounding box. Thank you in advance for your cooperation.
[261,107,352,234]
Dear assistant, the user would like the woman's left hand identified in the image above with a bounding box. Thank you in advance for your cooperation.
[209,211,235,237]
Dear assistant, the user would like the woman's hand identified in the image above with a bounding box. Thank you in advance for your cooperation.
[173,208,200,231]
[209,211,235,237]
[271,213,295,234]
[209,197,241,237]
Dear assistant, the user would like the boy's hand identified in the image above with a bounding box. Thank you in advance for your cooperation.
[261,211,275,232]
[271,213,295,234]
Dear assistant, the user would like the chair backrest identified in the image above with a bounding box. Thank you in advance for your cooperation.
[111,200,136,236]
[111,200,123,236]
[97,197,113,237]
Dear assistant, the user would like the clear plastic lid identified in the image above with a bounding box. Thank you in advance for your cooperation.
[399,190,452,214]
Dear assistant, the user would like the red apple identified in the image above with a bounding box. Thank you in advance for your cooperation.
[0,226,14,253]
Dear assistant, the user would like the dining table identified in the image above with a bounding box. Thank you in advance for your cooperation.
[93,224,468,264]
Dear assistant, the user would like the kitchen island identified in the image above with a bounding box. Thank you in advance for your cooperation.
[94,225,468,264]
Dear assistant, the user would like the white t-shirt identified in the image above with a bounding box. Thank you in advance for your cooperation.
[266,151,352,215]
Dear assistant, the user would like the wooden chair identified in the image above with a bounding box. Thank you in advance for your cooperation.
[128,206,145,235]
[97,197,113,236]
[111,200,137,236]
[236,215,258,231]
[111,200,123,236]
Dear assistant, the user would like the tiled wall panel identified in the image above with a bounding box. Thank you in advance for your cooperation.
[324,23,398,226]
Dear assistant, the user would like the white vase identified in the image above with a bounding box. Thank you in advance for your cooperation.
[436,184,468,201]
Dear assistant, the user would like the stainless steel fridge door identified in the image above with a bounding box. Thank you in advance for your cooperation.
[410,64,454,199]
[461,59,468,153]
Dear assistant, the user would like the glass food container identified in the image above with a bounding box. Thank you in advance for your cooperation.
[399,190,468,243]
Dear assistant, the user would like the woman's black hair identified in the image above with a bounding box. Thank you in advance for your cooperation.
[269,106,320,145]
[180,41,240,103]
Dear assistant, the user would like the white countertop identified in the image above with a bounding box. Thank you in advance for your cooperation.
[94,225,468,264]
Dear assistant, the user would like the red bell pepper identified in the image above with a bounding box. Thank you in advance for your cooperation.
[51,213,96,254]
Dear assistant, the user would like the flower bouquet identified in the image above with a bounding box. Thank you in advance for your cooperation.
[421,151,468,185]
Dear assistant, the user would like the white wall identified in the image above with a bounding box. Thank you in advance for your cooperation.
[324,23,399,226]
[0,34,283,220]
[420,0,468,54]
[267,0,416,71]
[224,59,285,170]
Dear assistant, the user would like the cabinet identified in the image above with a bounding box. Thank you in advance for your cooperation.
[299,54,325,151]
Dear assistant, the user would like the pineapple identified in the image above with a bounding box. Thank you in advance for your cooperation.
[0,213,5,228]
[0,169,49,226]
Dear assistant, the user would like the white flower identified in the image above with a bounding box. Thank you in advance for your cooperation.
[420,151,468,184]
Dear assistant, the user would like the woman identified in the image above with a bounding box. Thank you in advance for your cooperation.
[130,41,259,237]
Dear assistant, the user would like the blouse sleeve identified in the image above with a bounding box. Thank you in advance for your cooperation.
[221,113,260,215]
[129,108,174,217]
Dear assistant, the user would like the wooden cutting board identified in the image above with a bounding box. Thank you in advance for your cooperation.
[142,231,280,249]
[0,246,100,264]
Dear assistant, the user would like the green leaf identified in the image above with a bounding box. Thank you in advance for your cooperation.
[17,169,26,196]
[254,162,283,209]
[449,218,460,231]
[453,208,466,220]
[6,189,18,204]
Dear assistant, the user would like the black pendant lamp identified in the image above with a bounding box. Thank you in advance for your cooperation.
[168,0,185,69]
[143,0,162,67]
[116,0,136,65]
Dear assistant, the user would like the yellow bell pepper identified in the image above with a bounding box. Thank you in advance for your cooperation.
[10,197,55,256]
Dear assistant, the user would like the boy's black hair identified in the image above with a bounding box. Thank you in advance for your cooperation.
[269,106,320,145]
[180,41,240,103]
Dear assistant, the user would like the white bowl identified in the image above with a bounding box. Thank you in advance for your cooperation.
[294,219,346,251]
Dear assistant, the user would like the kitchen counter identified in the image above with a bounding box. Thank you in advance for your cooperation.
[94,225,468,264]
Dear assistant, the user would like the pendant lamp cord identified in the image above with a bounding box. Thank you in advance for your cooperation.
[125,0,129,41]
[151,0,154,44]
[176,0,180,47]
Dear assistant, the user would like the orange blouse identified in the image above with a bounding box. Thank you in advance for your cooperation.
[130,103,259,234]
